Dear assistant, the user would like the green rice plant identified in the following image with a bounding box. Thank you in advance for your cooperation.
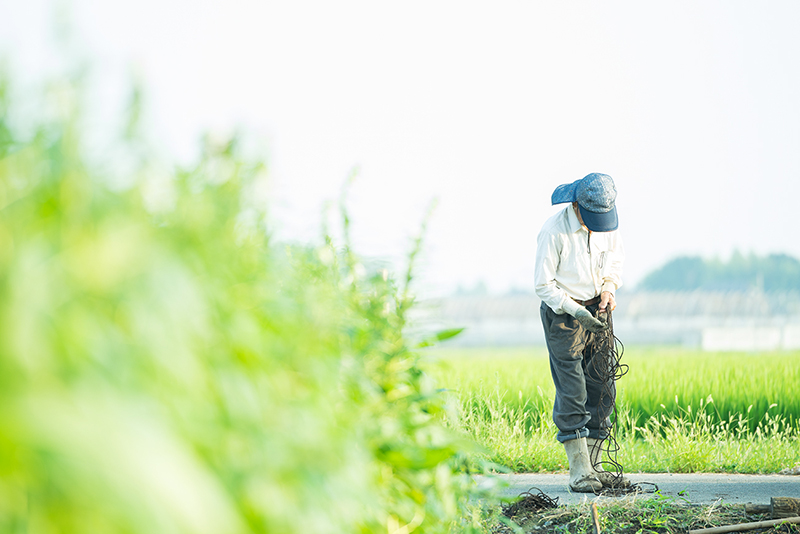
[442,386,563,473]
[618,347,800,434]
[428,347,800,474]
[617,398,800,473]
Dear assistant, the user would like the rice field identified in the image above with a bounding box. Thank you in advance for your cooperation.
[424,346,800,474]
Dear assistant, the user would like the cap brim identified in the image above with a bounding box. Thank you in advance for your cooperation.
[579,204,618,232]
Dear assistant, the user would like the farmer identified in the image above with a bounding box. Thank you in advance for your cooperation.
[534,172,628,492]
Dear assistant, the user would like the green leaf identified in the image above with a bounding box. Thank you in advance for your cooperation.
[435,327,465,342]
[416,327,465,348]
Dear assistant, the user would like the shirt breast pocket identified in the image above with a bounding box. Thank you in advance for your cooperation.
[598,251,614,278]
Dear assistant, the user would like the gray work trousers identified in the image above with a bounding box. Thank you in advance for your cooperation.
[540,301,614,443]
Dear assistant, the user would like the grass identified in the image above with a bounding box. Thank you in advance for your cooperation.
[425,346,800,474]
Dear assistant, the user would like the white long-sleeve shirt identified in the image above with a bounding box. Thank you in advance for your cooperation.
[534,205,624,316]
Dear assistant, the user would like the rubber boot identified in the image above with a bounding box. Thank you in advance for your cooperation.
[587,437,631,488]
[563,437,602,493]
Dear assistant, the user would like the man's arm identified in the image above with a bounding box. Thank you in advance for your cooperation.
[535,227,608,332]
[599,233,625,312]
[534,229,582,316]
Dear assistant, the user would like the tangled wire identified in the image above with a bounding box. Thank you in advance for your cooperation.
[585,309,657,496]
[502,487,559,518]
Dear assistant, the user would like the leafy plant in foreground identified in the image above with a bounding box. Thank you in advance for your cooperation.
[0,76,481,533]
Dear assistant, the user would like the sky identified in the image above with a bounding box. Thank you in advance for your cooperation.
[2,1,799,297]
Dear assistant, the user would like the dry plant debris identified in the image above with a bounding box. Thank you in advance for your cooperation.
[502,488,560,518]
[492,491,800,534]
[779,464,800,475]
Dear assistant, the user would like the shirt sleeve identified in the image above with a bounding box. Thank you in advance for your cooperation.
[534,226,582,316]
[600,232,625,294]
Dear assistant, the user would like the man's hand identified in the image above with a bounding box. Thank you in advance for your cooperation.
[575,307,608,333]
[599,291,616,313]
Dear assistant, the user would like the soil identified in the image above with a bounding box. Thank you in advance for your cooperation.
[491,489,799,534]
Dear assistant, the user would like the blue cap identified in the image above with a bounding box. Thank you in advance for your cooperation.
[551,173,618,232]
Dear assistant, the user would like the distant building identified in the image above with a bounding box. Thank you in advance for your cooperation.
[413,290,800,351]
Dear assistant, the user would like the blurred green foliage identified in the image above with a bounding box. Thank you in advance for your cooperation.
[0,75,482,533]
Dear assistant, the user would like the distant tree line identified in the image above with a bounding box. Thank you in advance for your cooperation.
[639,252,800,292]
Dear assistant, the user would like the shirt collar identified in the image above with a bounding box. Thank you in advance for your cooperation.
[565,205,585,234]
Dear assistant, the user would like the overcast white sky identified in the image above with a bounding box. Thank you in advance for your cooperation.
[2,1,799,296]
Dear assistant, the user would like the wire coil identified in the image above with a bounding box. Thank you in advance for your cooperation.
[586,309,657,496]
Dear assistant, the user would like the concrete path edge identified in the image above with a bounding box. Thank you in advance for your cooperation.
[477,473,800,506]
